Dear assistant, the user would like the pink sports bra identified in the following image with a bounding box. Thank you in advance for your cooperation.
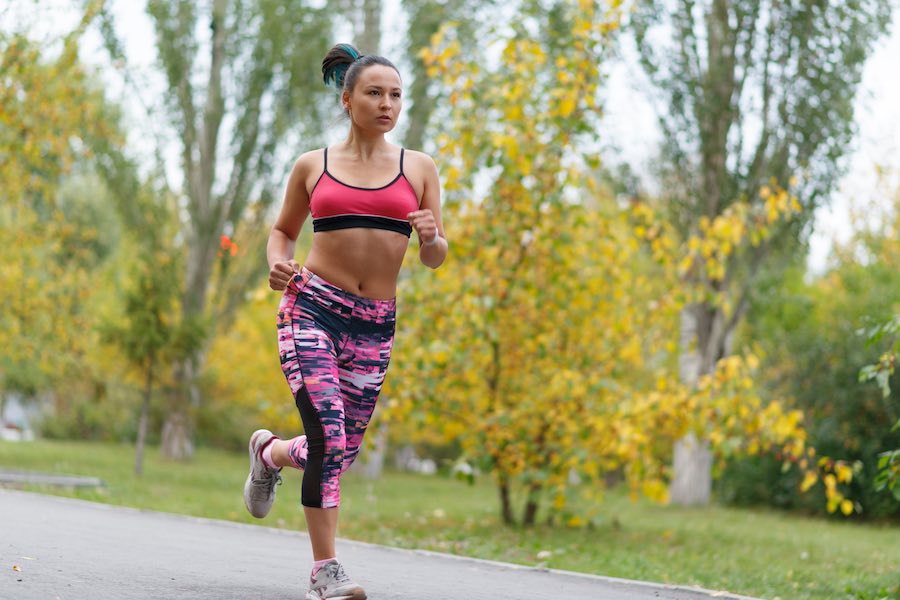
[309,147,420,237]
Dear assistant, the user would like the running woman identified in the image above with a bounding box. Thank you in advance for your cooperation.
[242,42,447,600]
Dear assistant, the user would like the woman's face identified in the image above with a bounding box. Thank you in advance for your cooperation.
[344,65,403,131]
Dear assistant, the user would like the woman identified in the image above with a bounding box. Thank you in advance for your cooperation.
[242,43,447,600]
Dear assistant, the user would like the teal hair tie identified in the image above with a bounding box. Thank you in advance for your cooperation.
[324,45,364,89]
[338,43,360,60]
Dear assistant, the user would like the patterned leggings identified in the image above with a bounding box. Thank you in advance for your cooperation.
[277,267,395,509]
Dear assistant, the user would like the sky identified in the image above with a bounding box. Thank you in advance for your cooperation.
[601,7,900,275]
[4,0,900,275]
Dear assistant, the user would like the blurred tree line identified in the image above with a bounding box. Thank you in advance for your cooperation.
[721,178,900,519]
[0,0,897,522]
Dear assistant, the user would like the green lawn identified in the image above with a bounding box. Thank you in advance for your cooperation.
[1,439,897,599]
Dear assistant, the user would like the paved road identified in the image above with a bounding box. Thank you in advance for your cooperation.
[1,489,758,600]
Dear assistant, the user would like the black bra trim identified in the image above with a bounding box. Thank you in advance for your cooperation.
[313,215,412,237]
[317,146,407,190]
[322,170,404,191]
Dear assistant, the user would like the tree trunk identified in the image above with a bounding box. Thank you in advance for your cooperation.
[359,0,382,54]
[670,432,713,505]
[161,357,197,460]
[135,356,154,476]
[671,302,736,505]
[158,0,227,460]
[522,482,542,527]
[671,303,714,505]
[161,409,193,460]
[358,410,388,480]
[498,474,514,525]
[401,1,442,152]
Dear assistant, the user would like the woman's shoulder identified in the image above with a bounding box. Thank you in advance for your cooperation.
[402,147,438,173]
[290,148,327,176]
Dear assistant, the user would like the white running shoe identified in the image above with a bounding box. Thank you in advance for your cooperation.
[305,560,367,600]
[242,429,282,518]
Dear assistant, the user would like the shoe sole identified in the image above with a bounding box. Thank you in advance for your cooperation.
[305,592,366,600]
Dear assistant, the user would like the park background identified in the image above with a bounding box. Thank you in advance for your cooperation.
[1,1,899,598]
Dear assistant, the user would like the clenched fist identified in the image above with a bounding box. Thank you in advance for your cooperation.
[407,209,439,245]
[269,259,300,291]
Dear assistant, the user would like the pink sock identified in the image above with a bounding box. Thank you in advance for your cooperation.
[286,435,308,470]
[312,557,336,576]
[261,438,279,470]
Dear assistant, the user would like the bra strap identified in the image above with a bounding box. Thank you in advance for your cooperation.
[400,148,405,175]
[323,147,328,173]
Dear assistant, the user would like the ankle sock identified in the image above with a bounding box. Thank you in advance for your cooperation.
[287,435,308,470]
[312,557,336,576]
[260,437,279,470]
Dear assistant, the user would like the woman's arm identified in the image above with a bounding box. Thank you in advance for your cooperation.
[267,153,313,289]
[408,153,447,269]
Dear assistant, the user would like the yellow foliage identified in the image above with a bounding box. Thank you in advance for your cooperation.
[400,1,855,521]
[835,462,853,484]
[800,471,818,492]
[558,95,577,118]
[0,33,117,209]
[205,289,302,436]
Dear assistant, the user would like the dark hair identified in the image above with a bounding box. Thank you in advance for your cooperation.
[322,43,401,95]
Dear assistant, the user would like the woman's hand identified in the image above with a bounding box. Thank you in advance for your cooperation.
[408,209,439,245]
[269,259,300,291]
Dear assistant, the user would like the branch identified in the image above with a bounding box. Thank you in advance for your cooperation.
[97,7,171,192]
[677,0,702,94]
[744,14,775,197]
[147,0,199,218]
[720,221,784,355]
[730,2,760,189]
[198,0,228,222]
[219,50,271,229]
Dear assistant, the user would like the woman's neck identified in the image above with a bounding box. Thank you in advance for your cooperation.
[341,129,389,160]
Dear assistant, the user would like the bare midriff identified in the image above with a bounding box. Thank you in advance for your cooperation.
[303,228,410,300]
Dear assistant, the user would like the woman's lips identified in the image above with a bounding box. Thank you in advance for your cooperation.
[378,116,392,122]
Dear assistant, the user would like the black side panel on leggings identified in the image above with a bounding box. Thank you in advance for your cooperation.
[295,387,324,508]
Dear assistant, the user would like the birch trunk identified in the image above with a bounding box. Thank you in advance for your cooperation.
[671,301,736,505]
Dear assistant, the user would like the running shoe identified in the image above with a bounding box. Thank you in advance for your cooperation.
[242,429,282,518]
[305,560,367,600]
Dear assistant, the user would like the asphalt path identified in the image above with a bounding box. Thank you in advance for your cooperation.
[1,489,759,600]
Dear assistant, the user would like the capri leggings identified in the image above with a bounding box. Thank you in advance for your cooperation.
[277,267,396,509]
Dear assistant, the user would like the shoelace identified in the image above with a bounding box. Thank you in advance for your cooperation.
[255,468,283,490]
[323,561,352,584]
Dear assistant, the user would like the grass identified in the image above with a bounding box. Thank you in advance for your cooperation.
[1,439,898,599]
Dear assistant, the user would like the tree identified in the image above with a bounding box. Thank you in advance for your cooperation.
[399,0,491,152]
[98,183,194,475]
[98,0,335,458]
[382,0,862,526]
[0,9,122,412]
[333,0,382,56]
[724,173,900,518]
[629,0,893,505]
[382,0,635,526]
